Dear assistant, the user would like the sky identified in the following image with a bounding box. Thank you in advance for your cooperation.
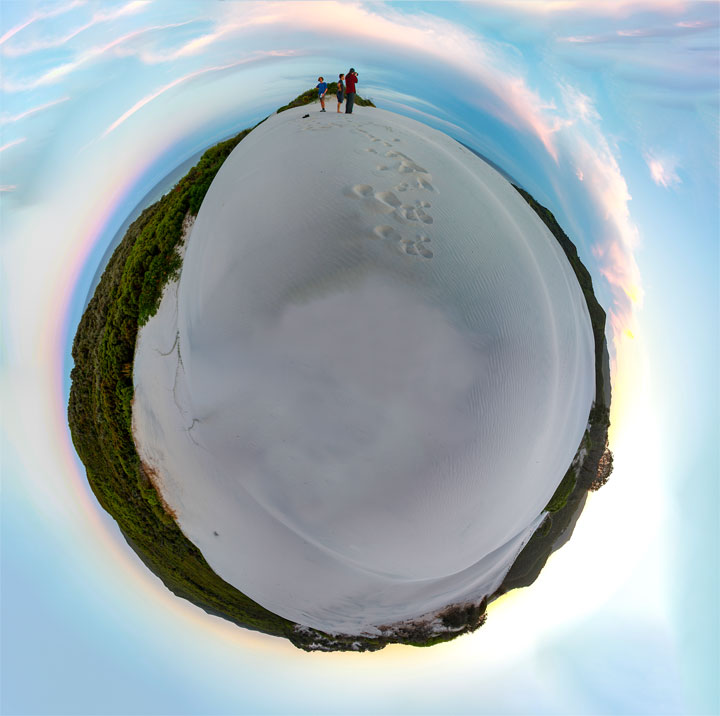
[1,1,717,714]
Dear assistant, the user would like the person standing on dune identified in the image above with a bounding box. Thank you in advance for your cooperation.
[316,76,328,112]
[336,73,345,113]
[344,68,358,114]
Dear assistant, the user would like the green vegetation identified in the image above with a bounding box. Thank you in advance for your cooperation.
[494,187,614,599]
[539,515,553,537]
[68,97,610,652]
[276,83,376,113]
[68,120,304,643]
[544,468,576,513]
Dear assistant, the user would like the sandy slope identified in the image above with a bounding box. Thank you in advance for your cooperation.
[132,104,594,634]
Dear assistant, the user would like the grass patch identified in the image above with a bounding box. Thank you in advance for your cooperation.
[544,469,577,513]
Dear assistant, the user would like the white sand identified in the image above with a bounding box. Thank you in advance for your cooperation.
[132,104,595,634]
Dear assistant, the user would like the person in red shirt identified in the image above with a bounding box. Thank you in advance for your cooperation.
[344,68,358,114]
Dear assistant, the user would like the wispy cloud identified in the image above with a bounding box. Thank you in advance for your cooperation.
[0,185,18,192]
[617,28,650,37]
[472,1,687,16]
[676,19,716,28]
[2,1,151,57]
[136,13,281,64]
[559,18,719,44]
[2,22,189,92]
[645,153,681,188]
[552,80,644,339]
[102,50,297,137]
[0,138,27,153]
[0,0,87,47]
[560,83,600,123]
[0,97,71,126]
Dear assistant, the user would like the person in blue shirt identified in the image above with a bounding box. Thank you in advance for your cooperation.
[316,77,328,112]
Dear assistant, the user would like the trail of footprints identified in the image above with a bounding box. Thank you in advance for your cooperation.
[349,126,436,260]
[299,118,437,259]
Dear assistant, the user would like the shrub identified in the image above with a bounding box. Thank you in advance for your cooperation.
[545,469,576,513]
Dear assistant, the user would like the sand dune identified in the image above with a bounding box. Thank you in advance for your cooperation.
[132,104,594,634]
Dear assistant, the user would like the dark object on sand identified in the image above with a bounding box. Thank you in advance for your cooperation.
[302,113,310,118]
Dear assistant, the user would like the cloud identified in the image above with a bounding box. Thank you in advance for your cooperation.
[645,153,681,187]
[549,81,644,342]
[676,19,716,28]
[472,1,688,17]
[560,83,600,122]
[559,17,719,43]
[1,1,151,57]
[2,23,190,92]
[0,0,87,47]
[135,13,281,64]
[0,138,27,153]
[0,97,70,126]
[102,50,298,137]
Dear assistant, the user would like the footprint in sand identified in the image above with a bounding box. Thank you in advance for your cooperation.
[375,191,402,208]
[350,184,375,198]
[384,150,436,192]
[347,184,400,215]
[349,185,435,225]
[398,201,434,224]
[399,205,418,221]
[373,225,402,241]
[374,226,433,260]
[413,202,434,224]
[345,167,436,259]
[415,234,434,258]
[415,175,434,191]
[398,159,428,174]
[400,233,434,259]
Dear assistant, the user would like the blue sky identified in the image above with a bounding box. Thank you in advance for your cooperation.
[1,1,718,714]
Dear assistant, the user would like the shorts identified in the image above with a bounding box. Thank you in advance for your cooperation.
[337,92,344,102]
